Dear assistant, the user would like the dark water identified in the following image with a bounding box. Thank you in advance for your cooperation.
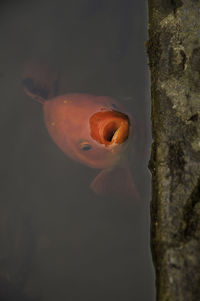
[0,1,154,300]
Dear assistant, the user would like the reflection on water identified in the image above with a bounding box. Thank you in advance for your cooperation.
[0,1,154,300]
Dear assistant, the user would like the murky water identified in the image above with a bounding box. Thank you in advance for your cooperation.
[0,1,154,300]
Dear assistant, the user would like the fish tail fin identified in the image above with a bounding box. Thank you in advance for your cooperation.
[22,60,59,104]
[90,167,139,201]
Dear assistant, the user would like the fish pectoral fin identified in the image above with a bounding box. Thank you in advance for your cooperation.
[90,167,139,201]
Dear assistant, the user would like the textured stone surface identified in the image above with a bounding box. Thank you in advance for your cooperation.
[147,0,200,300]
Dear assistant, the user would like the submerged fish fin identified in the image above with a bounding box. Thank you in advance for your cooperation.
[22,60,59,104]
[90,167,139,201]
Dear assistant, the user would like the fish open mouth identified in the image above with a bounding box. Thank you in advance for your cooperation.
[104,122,118,142]
[90,110,130,146]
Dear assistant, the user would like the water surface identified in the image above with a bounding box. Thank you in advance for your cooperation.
[0,1,154,300]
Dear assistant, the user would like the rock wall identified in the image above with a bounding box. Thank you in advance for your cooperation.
[147,1,200,300]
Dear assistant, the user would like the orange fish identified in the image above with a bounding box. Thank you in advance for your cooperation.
[23,64,138,199]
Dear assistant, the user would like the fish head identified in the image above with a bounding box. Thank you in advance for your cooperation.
[44,94,134,169]
[68,103,133,169]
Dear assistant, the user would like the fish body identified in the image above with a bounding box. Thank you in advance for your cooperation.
[23,63,138,199]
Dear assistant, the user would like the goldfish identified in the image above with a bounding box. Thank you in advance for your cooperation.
[22,63,138,199]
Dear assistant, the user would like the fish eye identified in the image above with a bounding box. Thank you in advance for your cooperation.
[79,141,92,151]
[111,103,118,109]
[100,104,119,111]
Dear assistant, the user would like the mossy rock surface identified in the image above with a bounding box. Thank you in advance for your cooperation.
[147,0,200,300]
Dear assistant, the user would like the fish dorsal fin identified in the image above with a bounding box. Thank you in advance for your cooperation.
[22,61,59,104]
